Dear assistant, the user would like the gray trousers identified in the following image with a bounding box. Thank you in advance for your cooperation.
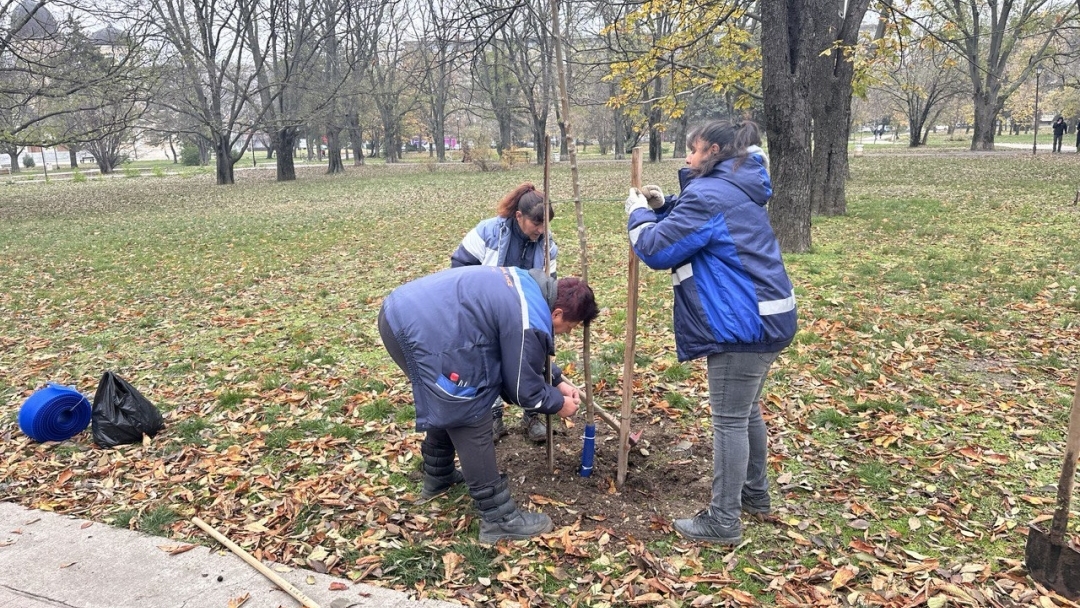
[705,350,779,526]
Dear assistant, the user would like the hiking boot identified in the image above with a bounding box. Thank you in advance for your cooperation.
[492,416,509,443]
[524,413,547,444]
[472,474,552,544]
[421,469,464,500]
[673,510,742,545]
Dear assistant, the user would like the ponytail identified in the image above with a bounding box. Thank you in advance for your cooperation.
[686,120,764,177]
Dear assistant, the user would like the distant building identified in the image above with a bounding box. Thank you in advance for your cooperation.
[10,0,58,40]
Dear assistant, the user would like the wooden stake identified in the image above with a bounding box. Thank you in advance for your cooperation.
[192,517,321,608]
[543,137,555,471]
[618,148,643,487]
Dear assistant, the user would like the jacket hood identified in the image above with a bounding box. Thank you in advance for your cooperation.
[678,148,773,207]
[528,268,558,309]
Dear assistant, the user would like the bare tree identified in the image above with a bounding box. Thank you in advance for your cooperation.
[139,0,269,184]
[2,0,152,167]
[887,0,1077,150]
[366,0,423,163]
[874,24,968,148]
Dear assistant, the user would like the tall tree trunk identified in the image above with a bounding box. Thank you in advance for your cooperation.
[970,89,999,151]
[532,120,546,165]
[326,127,345,173]
[809,0,870,217]
[68,149,77,168]
[214,134,235,185]
[4,145,21,173]
[762,0,816,253]
[275,127,298,182]
[347,112,365,166]
[648,79,663,162]
[613,85,625,160]
[674,112,688,158]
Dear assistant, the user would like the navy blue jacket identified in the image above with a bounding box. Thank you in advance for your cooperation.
[382,266,564,430]
[627,151,797,360]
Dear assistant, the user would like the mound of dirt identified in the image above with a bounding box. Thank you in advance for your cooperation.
[495,410,714,541]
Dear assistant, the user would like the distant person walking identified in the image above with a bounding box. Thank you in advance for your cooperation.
[1074,119,1079,152]
[1052,116,1067,152]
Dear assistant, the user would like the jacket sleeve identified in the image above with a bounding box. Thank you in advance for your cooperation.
[450,226,486,267]
[498,326,564,415]
[627,186,717,271]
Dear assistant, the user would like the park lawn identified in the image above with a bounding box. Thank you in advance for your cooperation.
[1,151,1079,606]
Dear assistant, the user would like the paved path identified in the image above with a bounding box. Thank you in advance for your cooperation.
[0,501,459,608]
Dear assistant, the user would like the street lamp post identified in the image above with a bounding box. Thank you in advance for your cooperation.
[1033,65,1043,155]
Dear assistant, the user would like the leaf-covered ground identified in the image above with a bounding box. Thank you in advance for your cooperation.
[2,153,1079,607]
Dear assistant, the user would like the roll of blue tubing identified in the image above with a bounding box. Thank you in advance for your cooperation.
[18,383,92,442]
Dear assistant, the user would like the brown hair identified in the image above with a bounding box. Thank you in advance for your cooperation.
[496,182,554,223]
[554,277,599,326]
[686,120,763,177]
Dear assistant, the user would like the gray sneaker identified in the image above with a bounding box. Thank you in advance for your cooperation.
[524,414,547,443]
[673,510,742,545]
[479,509,553,544]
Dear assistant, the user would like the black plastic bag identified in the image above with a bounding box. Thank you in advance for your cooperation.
[91,371,165,447]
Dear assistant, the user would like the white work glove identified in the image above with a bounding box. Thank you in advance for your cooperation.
[642,184,665,209]
[625,188,649,214]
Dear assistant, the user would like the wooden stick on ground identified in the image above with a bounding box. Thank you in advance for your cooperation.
[192,517,322,608]
[618,148,644,488]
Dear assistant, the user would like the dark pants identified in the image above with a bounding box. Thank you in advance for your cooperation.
[1054,133,1064,152]
[378,305,502,493]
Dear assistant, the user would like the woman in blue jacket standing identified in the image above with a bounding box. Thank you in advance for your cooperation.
[451,183,559,443]
[625,120,796,545]
[378,265,598,543]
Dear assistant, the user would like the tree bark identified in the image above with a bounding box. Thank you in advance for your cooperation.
[326,127,345,173]
[347,112,365,166]
[762,0,816,253]
[274,127,298,182]
[971,89,999,151]
[214,133,235,185]
[809,0,870,217]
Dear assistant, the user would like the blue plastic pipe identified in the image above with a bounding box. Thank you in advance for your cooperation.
[579,423,596,477]
[18,383,91,442]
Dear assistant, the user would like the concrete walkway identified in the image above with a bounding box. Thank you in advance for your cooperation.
[0,502,459,608]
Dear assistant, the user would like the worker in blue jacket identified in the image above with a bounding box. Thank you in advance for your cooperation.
[625,119,796,545]
[451,182,559,443]
[378,265,598,543]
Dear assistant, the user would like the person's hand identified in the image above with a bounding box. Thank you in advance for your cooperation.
[642,184,665,209]
[557,381,581,406]
[625,188,649,214]
[557,396,579,418]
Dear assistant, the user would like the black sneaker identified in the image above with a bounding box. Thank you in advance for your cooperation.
[673,510,742,544]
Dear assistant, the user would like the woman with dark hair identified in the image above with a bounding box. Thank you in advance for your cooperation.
[624,120,797,545]
[451,182,560,443]
[378,266,598,543]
